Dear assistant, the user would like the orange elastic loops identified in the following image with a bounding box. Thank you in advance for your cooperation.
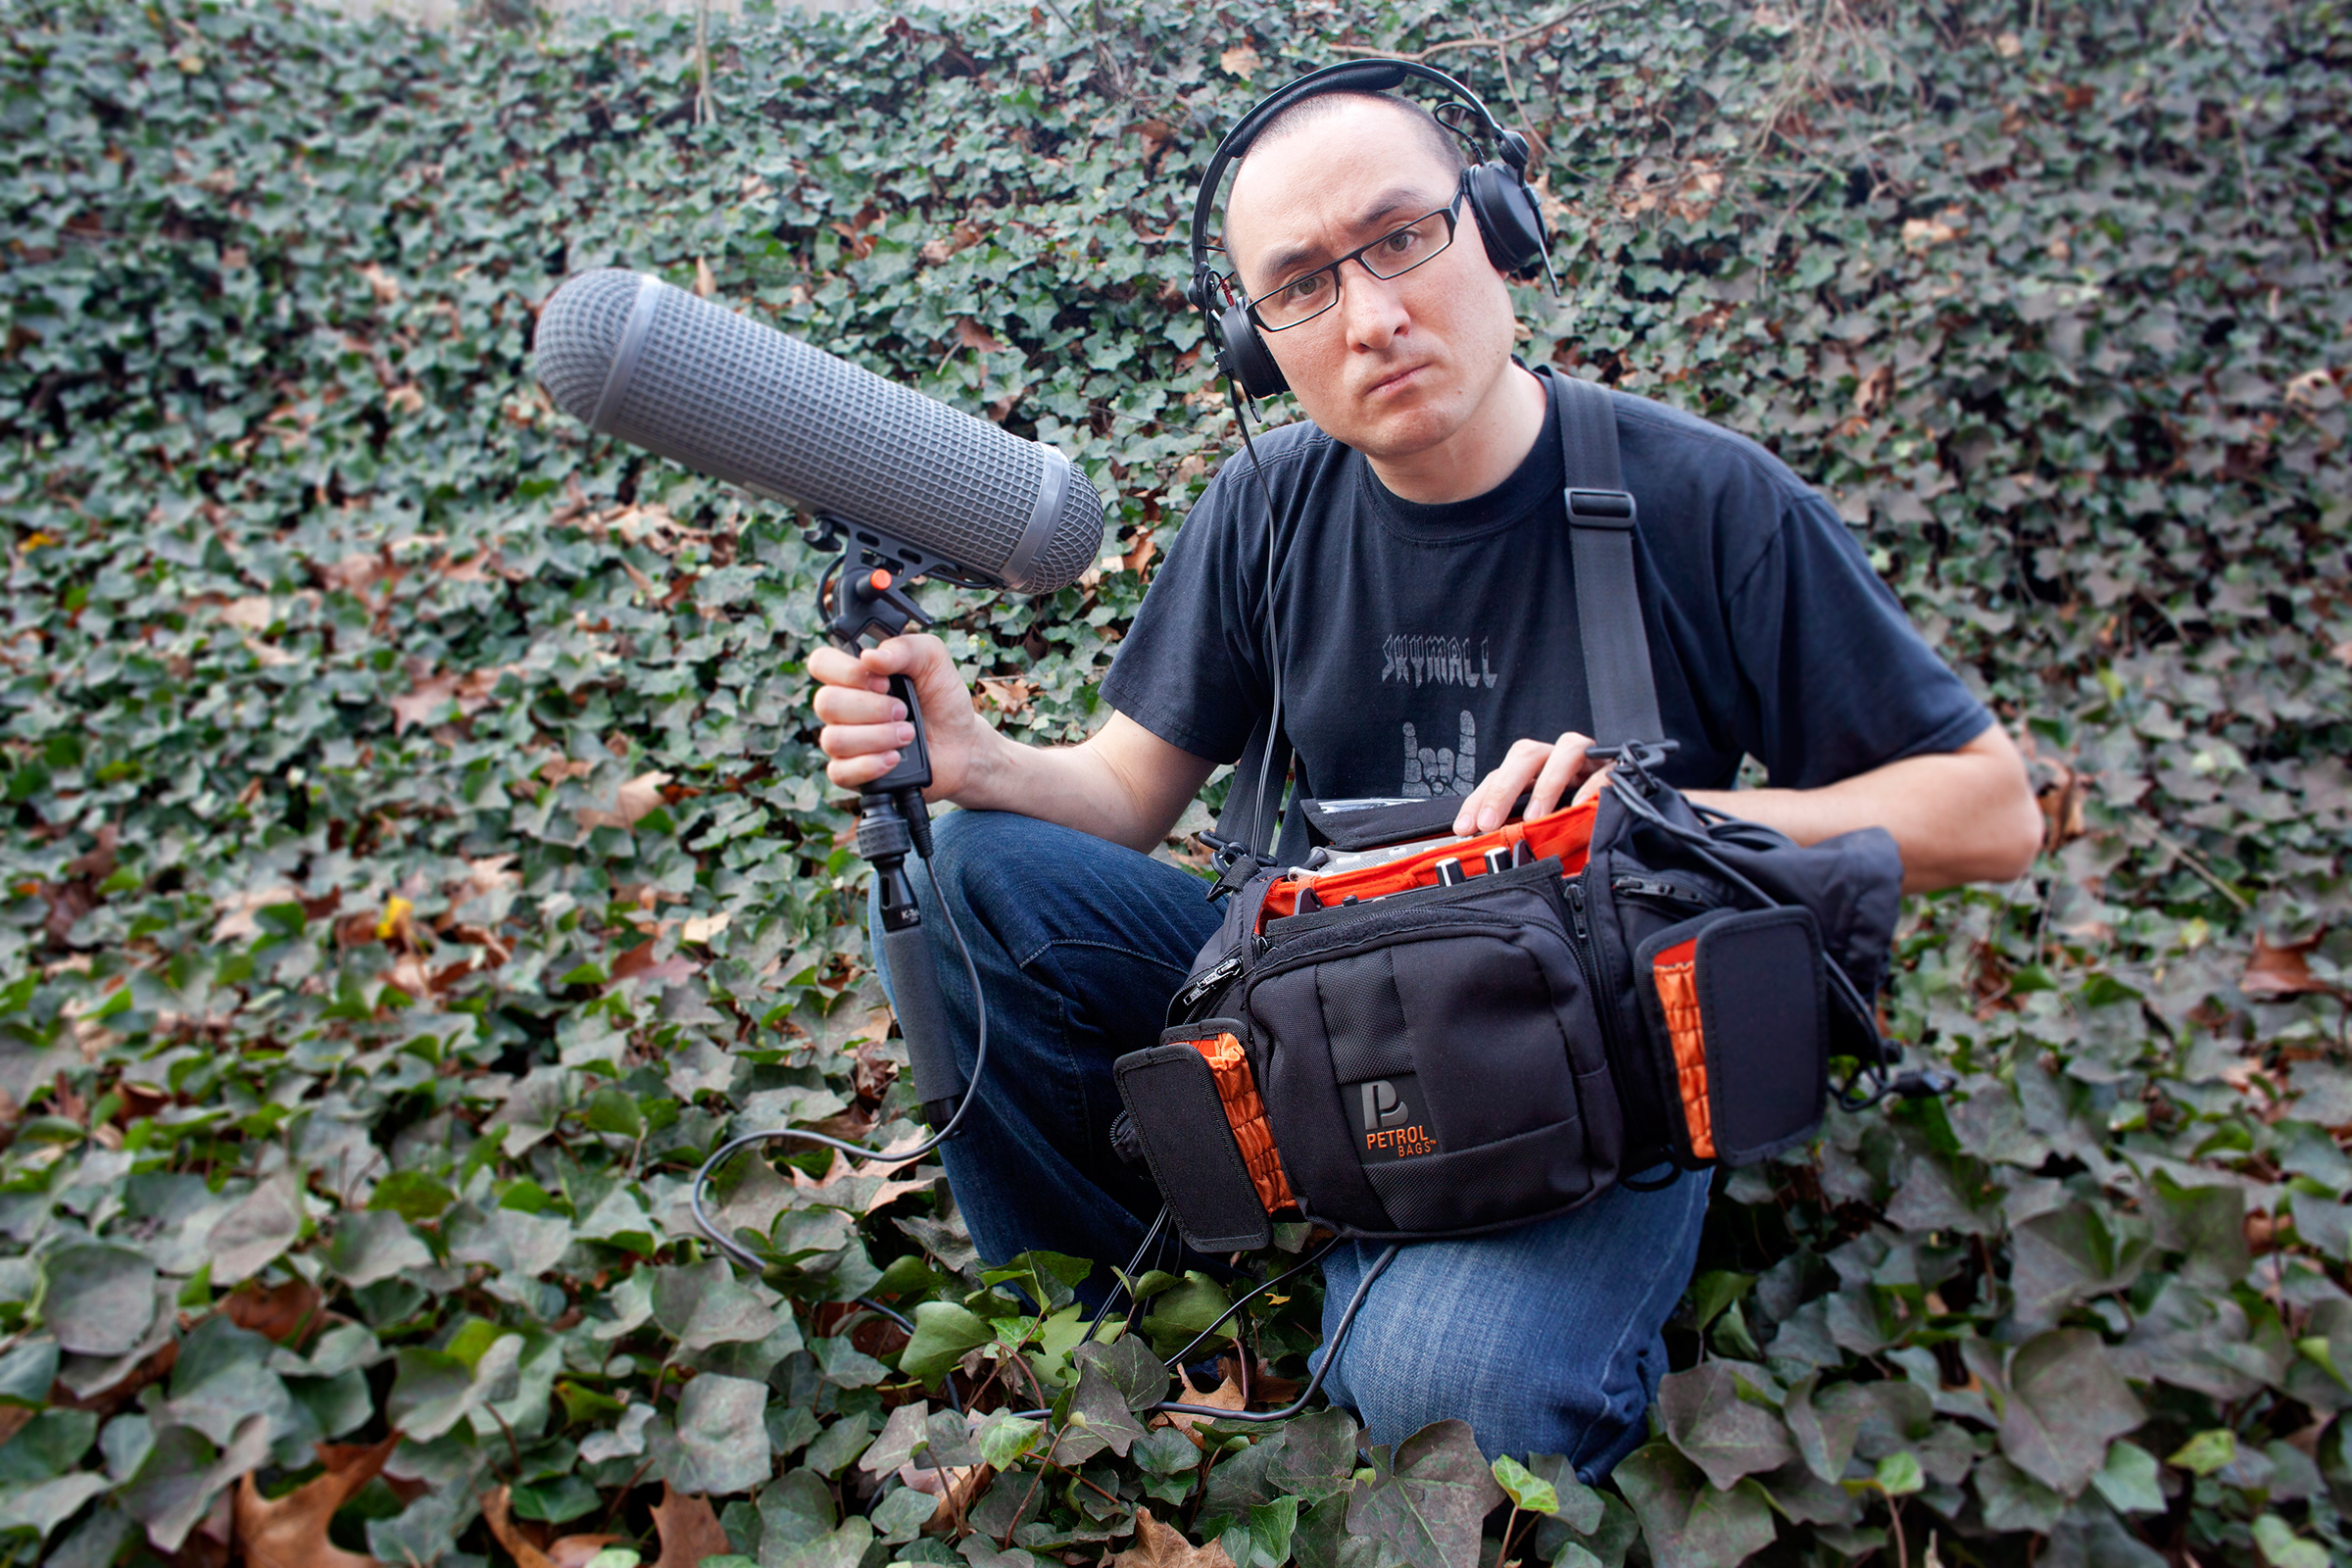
[1652,939,1712,1160]
[1255,797,1599,928]
[1186,1032,1297,1214]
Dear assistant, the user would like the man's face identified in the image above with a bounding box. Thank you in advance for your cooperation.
[1223,99,1521,463]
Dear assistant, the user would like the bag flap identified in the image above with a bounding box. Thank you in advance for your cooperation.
[1113,1044,1273,1253]
[1298,796,1467,852]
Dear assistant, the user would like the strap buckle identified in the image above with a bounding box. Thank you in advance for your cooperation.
[1197,830,1274,904]
[1587,738,1680,795]
[1564,489,1638,529]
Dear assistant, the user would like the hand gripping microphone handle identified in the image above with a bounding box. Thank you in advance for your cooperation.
[825,533,967,1131]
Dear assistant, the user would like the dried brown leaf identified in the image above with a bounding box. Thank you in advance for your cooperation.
[1113,1508,1238,1568]
[234,1434,397,1568]
[2243,932,2344,1002]
[222,1278,321,1346]
[1219,42,1260,77]
[574,770,673,832]
[649,1484,734,1568]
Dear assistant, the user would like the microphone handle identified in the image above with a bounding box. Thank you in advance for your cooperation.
[882,911,965,1129]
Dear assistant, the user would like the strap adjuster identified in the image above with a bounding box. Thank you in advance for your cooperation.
[1565,489,1637,529]
[1197,830,1274,904]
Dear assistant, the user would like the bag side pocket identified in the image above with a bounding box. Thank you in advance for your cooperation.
[1635,906,1830,1167]
[1114,1034,1274,1253]
[1693,907,1830,1164]
[1634,909,1736,1166]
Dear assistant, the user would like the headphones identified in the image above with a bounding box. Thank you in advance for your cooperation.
[1185,60,1552,401]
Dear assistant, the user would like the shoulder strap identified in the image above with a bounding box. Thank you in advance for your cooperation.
[1203,710,1292,900]
[1548,369,1666,749]
[1203,371,1662,898]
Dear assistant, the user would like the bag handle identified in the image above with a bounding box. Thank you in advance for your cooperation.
[1204,369,1663,894]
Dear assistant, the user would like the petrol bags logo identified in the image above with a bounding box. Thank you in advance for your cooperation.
[1355,1074,1436,1161]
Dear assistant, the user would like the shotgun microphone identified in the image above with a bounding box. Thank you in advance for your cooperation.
[533,269,1103,594]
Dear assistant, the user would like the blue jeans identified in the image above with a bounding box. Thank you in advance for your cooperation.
[874,808,1709,1473]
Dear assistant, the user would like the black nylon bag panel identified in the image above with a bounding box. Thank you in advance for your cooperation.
[1247,967,1396,1233]
[1111,1045,1273,1252]
[1242,875,1618,1237]
[1695,907,1830,1165]
[1389,927,1594,1153]
[1366,1111,1607,1234]
[1315,951,1415,1084]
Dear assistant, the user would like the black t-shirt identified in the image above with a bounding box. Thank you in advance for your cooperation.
[1100,374,1991,807]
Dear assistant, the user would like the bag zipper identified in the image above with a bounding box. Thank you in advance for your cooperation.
[1561,877,1622,1075]
[1610,875,1713,915]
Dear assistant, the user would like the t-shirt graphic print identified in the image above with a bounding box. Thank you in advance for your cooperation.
[1101,372,1994,836]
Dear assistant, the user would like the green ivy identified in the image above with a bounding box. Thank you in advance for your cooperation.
[0,0,2346,1563]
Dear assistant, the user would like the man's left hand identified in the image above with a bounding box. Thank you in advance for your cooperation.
[1452,730,1615,836]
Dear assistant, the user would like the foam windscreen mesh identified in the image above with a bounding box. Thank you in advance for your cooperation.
[534,270,1103,593]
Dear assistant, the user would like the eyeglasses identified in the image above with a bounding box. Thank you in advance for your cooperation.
[1236,198,1462,332]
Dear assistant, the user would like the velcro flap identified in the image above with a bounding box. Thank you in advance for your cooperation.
[1113,1041,1273,1252]
[1691,906,1830,1165]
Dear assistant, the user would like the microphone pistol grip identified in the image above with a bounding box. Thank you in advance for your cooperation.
[865,673,932,796]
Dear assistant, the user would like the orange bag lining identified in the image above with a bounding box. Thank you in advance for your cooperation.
[1652,938,1712,1160]
[1193,1032,1297,1215]
[1259,798,1599,928]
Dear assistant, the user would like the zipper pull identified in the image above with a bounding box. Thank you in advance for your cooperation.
[1564,879,1591,942]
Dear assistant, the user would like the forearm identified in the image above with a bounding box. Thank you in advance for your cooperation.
[954,723,1206,855]
[1683,728,2043,894]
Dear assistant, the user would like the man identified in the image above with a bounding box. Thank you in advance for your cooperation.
[810,88,2042,1470]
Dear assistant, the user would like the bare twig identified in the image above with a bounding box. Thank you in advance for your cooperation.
[1330,1,1607,64]
[694,0,715,125]
[2127,811,2252,911]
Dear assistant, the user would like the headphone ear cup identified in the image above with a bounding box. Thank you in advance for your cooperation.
[1218,305,1290,400]
[1464,161,1547,279]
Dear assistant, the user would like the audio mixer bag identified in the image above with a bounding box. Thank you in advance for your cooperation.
[1111,373,1905,1250]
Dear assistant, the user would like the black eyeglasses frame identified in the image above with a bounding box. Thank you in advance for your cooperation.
[1232,193,1465,333]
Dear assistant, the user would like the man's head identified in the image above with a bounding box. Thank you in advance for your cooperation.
[1222,91,1525,466]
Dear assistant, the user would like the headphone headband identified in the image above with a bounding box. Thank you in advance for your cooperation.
[1186,59,1525,291]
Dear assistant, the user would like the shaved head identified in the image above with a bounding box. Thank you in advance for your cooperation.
[1224,92,1466,240]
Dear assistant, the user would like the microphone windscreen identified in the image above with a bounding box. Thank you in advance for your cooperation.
[535,270,1103,594]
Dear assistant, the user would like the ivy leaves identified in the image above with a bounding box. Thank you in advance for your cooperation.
[0,0,2346,1564]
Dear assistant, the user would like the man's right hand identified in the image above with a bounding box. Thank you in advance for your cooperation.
[810,633,995,800]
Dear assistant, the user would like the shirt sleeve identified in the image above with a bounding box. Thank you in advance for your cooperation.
[1098,465,1273,765]
[1726,484,1993,790]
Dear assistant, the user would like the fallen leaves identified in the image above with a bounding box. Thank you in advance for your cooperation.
[1902,208,1969,250]
[357,261,401,304]
[649,1482,733,1567]
[1161,1367,1248,1435]
[222,1278,322,1346]
[481,1485,623,1568]
[1614,158,1725,221]
[233,1434,398,1568]
[2242,931,2346,1003]
[955,317,1005,355]
[1112,1508,1238,1568]
[573,771,674,832]
[1218,42,1260,77]
[680,910,730,944]
[975,676,1037,717]
[391,663,522,735]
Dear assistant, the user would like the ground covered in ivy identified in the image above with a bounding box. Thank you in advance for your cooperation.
[0,0,2347,1563]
